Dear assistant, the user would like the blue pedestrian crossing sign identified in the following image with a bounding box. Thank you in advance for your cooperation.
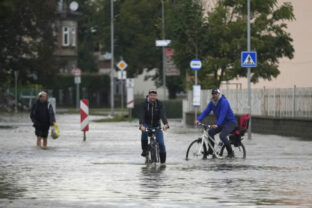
[241,51,257,67]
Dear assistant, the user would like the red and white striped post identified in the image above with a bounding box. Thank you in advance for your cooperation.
[80,99,89,141]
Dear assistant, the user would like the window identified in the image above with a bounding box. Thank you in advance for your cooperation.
[62,26,70,46]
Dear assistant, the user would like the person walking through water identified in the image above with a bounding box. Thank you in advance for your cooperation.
[30,91,56,149]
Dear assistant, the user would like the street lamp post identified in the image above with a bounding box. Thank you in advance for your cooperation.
[110,0,115,116]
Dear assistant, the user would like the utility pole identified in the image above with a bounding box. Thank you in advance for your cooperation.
[14,71,18,113]
[161,0,166,100]
[247,0,252,139]
[110,0,115,116]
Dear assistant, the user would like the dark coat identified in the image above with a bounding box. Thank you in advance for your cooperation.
[30,100,56,128]
[139,98,168,127]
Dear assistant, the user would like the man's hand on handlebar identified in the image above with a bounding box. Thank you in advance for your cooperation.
[140,125,146,131]
[212,124,218,129]
[163,124,169,131]
[194,120,200,125]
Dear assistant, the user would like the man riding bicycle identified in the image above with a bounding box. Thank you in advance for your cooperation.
[195,88,237,158]
[139,89,169,164]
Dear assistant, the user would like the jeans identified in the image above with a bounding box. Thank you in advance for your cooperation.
[208,122,237,147]
[141,124,166,153]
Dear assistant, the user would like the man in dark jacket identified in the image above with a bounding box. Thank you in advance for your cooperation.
[139,89,169,164]
[195,88,237,157]
[30,91,56,149]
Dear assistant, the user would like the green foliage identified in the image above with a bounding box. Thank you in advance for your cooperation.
[166,0,207,90]
[78,0,162,77]
[166,0,295,89]
[0,0,57,87]
[115,0,162,77]
[199,0,295,88]
[76,0,103,73]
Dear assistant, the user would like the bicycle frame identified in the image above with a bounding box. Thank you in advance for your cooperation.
[197,124,223,159]
[145,127,160,163]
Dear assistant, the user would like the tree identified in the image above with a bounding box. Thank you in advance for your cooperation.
[198,0,295,88]
[0,0,58,87]
[166,0,209,92]
[76,0,103,73]
[115,0,163,77]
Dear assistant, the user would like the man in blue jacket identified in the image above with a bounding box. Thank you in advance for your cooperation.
[195,88,236,157]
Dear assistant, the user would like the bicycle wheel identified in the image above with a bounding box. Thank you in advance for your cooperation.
[186,138,207,160]
[150,143,158,163]
[220,142,246,159]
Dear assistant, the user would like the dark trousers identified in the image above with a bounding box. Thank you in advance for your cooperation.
[141,124,166,153]
[208,122,236,148]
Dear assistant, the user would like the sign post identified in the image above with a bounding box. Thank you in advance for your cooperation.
[241,50,257,140]
[190,59,202,120]
[72,68,81,110]
[156,39,171,100]
[126,79,134,119]
[117,60,128,110]
[242,0,257,140]
[80,99,89,141]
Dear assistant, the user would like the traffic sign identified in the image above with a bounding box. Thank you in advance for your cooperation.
[126,78,135,88]
[117,60,128,70]
[74,76,81,84]
[117,70,127,80]
[155,40,171,47]
[193,85,201,106]
[241,51,257,67]
[190,59,202,71]
[80,99,89,132]
[72,68,81,77]
[127,88,134,109]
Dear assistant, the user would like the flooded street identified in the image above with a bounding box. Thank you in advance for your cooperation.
[0,113,312,207]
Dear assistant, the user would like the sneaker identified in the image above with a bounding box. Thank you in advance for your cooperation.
[141,150,148,157]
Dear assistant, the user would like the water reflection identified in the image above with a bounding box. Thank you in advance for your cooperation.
[0,113,312,207]
[139,165,167,200]
[0,168,26,199]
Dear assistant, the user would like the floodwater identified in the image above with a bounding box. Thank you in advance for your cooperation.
[0,113,312,208]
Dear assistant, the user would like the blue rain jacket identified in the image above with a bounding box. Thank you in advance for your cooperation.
[197,95,236,126]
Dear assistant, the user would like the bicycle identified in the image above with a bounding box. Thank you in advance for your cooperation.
[186,114,250,160]
[145,127,161,164]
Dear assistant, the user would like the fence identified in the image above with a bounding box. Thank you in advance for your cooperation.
[183,86,312,119]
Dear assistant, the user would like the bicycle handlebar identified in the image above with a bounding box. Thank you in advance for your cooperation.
[196,123,211,129]
[145,127,161,132]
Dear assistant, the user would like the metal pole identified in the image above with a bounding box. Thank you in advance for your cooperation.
[76,83,80,110]
[14,71,18,113]
[83,131,86,142]
[110,0,115,116]
[195,71,198,119]
[161,0,166,100]
[121,79,124,110]
[292,85,296,118]
[247,0,252,139]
